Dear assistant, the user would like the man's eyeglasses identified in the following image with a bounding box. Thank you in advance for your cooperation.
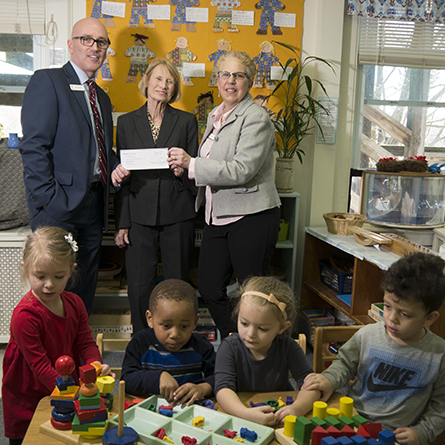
[72,36,111,50]
[217,71,248,81]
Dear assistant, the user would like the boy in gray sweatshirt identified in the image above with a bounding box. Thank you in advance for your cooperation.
[303,252,445,445]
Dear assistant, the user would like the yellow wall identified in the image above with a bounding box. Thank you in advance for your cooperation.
[87,0,304,115]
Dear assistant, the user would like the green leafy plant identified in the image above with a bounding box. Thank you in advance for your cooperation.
[268,41,335,163]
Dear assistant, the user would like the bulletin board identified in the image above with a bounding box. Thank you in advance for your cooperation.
[87,0,304,117]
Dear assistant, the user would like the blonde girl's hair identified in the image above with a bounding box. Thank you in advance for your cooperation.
[215,50,256,81]
[233,276,297,335]
[138,58,182,103]
[22,226,77,281]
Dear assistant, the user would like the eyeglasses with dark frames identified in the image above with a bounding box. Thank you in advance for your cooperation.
[72,36,111,50]
[217,71,248,81]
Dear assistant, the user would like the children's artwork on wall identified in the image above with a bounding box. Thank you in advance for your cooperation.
[208,39,231,87]
[125,33,155,83]
[171,0,200,32]
[129,0,156,28]
[90,0,116,27]
[211,0,240,32]
[166,37,197,86]
[252,41,280,90]
[193,91,215,142]
[255,0,285,35]
[86,0,303,117]
[98,46,116,81]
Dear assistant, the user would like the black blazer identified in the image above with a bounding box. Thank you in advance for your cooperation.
[114,103,198,228]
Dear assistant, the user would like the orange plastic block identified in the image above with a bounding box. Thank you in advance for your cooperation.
[91,362,103,376]
[50,386,79,400]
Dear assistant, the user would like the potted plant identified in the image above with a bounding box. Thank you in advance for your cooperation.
[268,41,334,192]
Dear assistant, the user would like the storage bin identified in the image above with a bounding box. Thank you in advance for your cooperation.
[278,219,289,241]
[318,259,353,294]
[361,171,445,226]
[301,309,335,344]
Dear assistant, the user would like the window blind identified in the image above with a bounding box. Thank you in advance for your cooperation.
[0,0,45,35]
[359,17,445,69]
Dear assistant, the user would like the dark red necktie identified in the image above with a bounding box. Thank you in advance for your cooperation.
[87,79,107,187]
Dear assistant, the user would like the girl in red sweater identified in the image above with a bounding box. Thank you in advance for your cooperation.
[2,226,113,445]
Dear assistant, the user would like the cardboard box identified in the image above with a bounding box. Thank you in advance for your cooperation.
[89,309,132,339]
[90,325,132,339]
[302,309,335,344]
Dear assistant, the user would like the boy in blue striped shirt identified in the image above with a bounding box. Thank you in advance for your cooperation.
[121,279,216,406]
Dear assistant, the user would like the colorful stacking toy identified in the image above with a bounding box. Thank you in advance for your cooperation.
[50,355,78,431]
[71,361,115,439]
[278,398,396,445]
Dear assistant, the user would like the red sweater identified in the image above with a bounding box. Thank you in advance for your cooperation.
[2,290,102,439]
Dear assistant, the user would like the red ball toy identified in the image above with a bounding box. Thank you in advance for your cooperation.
[55,355,75,376]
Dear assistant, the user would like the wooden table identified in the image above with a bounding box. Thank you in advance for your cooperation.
[23,391,348,445]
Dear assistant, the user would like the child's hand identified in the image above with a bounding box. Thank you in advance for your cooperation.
[274,405,298,424]
[159,371,179,403]
[247,405,277,427]
[172,382,211,407]
[394,427,421,445]
[301,373,334,402]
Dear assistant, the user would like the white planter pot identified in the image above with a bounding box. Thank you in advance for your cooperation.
[275,157,294,193]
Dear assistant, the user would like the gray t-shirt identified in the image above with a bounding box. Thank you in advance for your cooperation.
[214,333,312,395]
[323,322,445,444]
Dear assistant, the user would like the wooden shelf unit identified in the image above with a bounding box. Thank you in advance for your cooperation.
[301,227,445,340]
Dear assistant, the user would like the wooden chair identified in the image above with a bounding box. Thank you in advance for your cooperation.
[296,332,307,354]
[313,325,363,373]
[96,333,131,380]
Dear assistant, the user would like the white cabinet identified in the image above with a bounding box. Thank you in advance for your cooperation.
[0,226,32,342]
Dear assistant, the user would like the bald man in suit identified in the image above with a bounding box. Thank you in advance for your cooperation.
[19,18,128,314]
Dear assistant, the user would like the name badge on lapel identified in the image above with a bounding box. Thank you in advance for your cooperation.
[70,84,86,91]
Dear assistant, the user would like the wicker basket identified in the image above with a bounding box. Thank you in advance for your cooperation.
[323,212,367,236]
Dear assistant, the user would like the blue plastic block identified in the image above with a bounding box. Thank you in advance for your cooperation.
[159,408,173,417]
[286,396,293,405]
[351,436,367,444]
[50,399,74,410]
[249,401,265,407]
[240,427,258,442]
[51,408,75,422]
[337,437,353,445]
[367,439,380,445]
[56,376,75,391]
[102,426,138,445]
[379,429,396,445]
[321,437,339,445]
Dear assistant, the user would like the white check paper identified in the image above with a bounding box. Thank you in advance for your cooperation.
[120,148,169,170]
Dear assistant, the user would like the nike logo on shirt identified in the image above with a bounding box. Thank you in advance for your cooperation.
[367,362,421,392]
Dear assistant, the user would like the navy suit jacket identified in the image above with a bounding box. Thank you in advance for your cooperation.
[19,62,118,229]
